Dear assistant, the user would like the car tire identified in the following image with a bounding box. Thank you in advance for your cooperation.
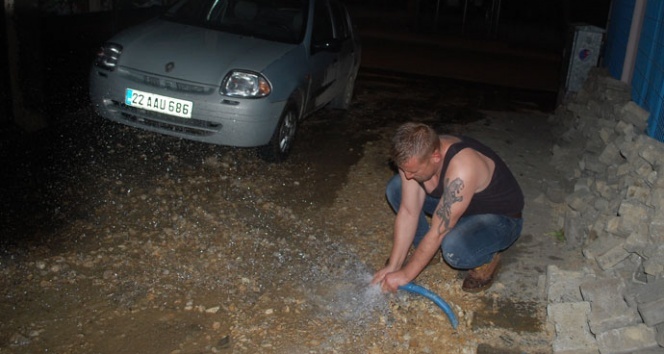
[328,72,356,110]
[258,105,298,163]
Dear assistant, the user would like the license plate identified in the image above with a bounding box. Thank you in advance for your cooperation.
[125,88,193,119]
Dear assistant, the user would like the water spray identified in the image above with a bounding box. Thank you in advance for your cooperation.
[398,282,459,329]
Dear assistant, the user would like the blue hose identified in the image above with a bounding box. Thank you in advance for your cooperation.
[398,282,459,329]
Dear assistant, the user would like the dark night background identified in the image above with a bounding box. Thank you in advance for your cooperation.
[1,0,611,131]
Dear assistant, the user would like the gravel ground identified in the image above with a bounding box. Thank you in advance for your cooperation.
[1,71,559,353]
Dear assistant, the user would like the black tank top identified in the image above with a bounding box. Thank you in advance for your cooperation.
[427,136,524,216]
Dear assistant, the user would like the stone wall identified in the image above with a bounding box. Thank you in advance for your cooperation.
[546,68,664,353]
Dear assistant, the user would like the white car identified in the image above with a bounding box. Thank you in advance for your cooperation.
[89,0,361,162]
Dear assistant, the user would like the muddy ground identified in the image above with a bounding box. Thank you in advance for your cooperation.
[0,70,571,353]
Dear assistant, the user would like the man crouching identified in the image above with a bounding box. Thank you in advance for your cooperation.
[372,122,524,293]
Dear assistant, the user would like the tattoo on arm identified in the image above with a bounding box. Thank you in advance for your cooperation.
[435,177,464,235]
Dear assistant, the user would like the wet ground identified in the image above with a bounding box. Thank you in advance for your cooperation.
[0,5,571,353]
[1,69,565,353]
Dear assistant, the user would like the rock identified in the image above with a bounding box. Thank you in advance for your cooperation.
[206,306,220,314]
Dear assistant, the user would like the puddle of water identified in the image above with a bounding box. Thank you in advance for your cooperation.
[83,309,228,354]
[472,297,542,333]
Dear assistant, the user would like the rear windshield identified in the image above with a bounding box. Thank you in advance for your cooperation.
[163,0,308,44]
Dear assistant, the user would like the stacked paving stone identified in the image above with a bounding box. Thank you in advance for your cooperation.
[545,68,664,353]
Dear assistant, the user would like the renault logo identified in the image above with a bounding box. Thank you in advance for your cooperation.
[165,62,175,73]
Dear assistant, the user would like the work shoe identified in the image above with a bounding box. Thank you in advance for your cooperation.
[462,253,501,293]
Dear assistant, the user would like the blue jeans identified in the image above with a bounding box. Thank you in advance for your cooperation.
[385,174,523,269]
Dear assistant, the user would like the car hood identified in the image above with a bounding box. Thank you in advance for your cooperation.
[114,19,297,86]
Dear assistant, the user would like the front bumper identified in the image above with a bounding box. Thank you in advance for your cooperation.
[89,66,286,147]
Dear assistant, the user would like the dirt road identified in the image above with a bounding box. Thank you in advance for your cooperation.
[0,69,572,353]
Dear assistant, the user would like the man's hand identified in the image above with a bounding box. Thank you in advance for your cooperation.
[372,266,412,293]
[371,265,395,286]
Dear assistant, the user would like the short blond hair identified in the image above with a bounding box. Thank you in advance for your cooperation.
[390,123,440,167]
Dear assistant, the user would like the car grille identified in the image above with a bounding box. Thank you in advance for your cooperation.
[121,69,212,94]
[143,75,210,94]
[111,100,222,137]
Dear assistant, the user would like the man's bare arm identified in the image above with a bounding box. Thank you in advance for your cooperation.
[435,177,464,235]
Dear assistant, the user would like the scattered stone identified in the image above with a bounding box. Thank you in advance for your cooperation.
[548,302,598,353]
[549,68,664,353]
[9,332,31,347]
[546,265,595,303]
[595,324,659,354]
[206,306,220,314]
[579,278,640,334]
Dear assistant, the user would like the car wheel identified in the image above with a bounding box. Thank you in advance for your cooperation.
[258,105,298,163]
[328,72,356,110]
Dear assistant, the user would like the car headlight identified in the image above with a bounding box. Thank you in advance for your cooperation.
[221,71,271,98]
[94,43,123,71]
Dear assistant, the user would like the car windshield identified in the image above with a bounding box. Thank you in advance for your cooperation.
[162,0,308,44]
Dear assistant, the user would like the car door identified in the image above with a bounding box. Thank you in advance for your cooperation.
[307,0,342,110]
[329,0,356,92]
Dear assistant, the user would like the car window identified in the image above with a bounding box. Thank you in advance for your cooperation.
[329,1,349,40]
[163,0,308,44]
[312,0,334,43]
